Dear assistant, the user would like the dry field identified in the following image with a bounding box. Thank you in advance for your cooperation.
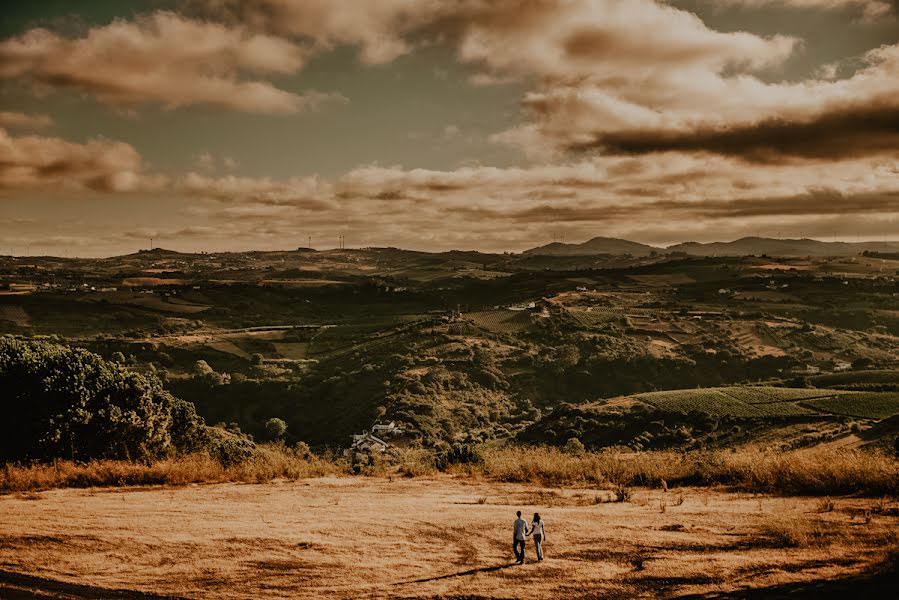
[1,477,897,599]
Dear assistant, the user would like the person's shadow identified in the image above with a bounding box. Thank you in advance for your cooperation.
[394,562,520,585]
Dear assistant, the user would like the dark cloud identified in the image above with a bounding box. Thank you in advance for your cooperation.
[574,103,899,162]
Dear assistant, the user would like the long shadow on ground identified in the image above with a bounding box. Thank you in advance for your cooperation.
[0,570,187,600]
[676,552,899,599]
[395,562,519,585]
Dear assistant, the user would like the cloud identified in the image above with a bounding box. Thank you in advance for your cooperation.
[155,151,899,251]
[177,172,335,209]
[0,111,53,129]
[202,0,446,64]
[574,102,899,162]
[0,11,342,113]
[18,151,899,253]
[0,128,164,192]
[496,41,899,160]
[193,152,216,171]
[707,1,895,20]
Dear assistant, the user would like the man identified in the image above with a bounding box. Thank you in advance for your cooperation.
[512,510,528,564]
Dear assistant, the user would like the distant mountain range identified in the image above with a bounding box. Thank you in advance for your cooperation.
[524,236,899,257]
[524,237,659,257]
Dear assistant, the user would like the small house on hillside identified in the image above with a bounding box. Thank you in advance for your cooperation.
[349,432,389,454]
[788,365,821,376]
[371,421,402,437]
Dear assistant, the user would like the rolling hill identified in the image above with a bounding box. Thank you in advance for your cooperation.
[666,237,899,257]
[524,236,899,257]
[524,236,660,256]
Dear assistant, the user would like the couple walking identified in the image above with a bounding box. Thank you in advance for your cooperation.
[512,510,545,564]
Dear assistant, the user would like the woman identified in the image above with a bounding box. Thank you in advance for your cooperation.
[528,512,545,561]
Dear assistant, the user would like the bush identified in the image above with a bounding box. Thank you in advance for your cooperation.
[564,437,586,456]
[265,417,288,440]
[612,485,632,502]
[0,338,207,462]
[434,443,484,471]
[194,360,214,376]
[209,432,256,467]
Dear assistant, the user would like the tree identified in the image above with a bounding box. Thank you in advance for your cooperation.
[265,417,288,441]
[250,353,264,367]
[0,338,208,462]
[111,351,126,364]
[551,344,580,373]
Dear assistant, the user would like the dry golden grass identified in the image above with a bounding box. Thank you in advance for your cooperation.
[0,479,896,599]
[0,446,341,493]
[2,445,897,497]
[477,446,899,496]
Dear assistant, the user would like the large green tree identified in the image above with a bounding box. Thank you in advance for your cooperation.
[0,338,207,462]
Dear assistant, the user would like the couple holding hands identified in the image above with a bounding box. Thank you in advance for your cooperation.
[512,510,545,564]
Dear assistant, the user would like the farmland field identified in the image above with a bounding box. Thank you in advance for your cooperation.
[810,370,899,387]
[633,387,899,419]
[634,388,769,417]
[719,386,844,404]
[805,392,899,419]
[467,309,532,332]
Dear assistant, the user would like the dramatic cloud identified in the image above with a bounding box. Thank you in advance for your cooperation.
[4,1,899,255]
[576,102,899,162]
[0,128,163,192]
[0,11,340,113]
[0,111,53,129]
[493,41,899,160]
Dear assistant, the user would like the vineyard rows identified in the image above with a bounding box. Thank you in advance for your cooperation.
[632,386,899,419]
[804,392,899,419]
[466,310,531,333]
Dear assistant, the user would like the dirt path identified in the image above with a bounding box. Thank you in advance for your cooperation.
[0,478,896,599]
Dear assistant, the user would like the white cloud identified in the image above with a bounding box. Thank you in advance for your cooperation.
[0,128,165,192]
[0,11,341,113]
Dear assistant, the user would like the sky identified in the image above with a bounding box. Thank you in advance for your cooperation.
[1,0,898,256]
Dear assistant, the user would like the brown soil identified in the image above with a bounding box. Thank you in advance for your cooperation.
[0,478,896,599]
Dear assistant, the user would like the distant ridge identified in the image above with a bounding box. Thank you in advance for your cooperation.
[132,248,185,257]
[524,236,899,257]
[665,237,899,257]
[524,236,659,257]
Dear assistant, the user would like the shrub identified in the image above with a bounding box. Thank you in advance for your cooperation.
[209,433,256,467]
[564,437,586,456]
[434,443,484,471]
[265,418,288,441]
[194,360,214,375]
[613,485,632,502]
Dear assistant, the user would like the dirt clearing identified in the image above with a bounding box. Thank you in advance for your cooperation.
[0,478,896,599]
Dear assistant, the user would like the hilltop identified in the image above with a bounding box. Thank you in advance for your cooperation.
[525,236,899,257]
[524,236,659,257]
[667,237,899,257]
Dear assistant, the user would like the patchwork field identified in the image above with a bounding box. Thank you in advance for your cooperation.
[632,387,899,420]
[0,478,897,599]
